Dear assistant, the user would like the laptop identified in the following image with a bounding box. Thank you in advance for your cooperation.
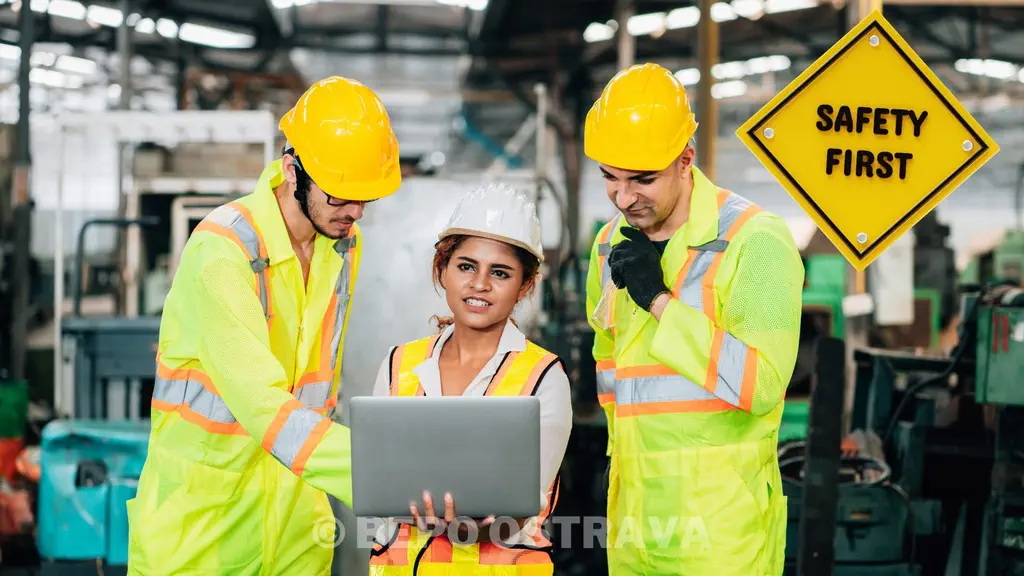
[349,395,541,519]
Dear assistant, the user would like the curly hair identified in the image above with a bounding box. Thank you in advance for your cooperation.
[429,234,541,331]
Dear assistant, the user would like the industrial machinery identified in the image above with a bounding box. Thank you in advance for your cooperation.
[781,280,1024,575]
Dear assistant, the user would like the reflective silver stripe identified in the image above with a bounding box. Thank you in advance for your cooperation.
[596,369,616,399]
[271,408,325,469]
[713,332,750,408]
[292,235,357,411]
[596,215,622,293]
[329,235,355,373]
[717,192,754,236]
[613,374,715,406]
[678,251,715,312]
[203,204,271,320]
[152,376,238,424]
[295,381,332,409]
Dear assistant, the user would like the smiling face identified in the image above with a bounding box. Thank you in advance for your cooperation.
[435,236,537,332]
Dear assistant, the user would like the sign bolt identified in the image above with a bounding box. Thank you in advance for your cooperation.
[763,127,775,139]
[869,35,880,46]
[857,233,868,244]
[962,140,973,152]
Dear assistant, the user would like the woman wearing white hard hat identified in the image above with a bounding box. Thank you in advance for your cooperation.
[367,182,573,576]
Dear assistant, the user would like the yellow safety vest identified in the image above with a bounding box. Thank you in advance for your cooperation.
[368,334,561,576]
[127,161,360,576]
[586,166,803,575]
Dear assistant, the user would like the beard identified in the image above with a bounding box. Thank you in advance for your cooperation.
[305,200,353,240]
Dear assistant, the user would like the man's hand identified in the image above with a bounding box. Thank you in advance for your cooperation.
[608,227,670,312]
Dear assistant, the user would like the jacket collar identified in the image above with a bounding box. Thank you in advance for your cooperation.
[247,160,353,266]
[431,318,528,357]
[679,165,719,248]
[246,160,296,266]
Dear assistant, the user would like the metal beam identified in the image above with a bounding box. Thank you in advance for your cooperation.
[375,5,389,52]
[887,7,1023,62]
[286,35,467,56]
[8,0,34,382]
[697,0,719,181]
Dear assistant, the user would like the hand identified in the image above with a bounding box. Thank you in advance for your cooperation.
[409,491,496,542]
[608,227,670,311]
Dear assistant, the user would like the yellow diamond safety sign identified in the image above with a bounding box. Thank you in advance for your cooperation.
[736,10,999,270]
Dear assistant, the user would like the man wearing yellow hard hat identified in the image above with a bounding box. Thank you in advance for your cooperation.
[126,76,402,575]
[584,63,804,575]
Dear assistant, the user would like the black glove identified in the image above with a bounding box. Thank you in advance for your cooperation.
[607,226,669,312]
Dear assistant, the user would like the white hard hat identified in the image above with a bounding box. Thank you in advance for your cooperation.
[439,182,544,262]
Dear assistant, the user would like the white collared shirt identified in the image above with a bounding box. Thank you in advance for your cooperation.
[369,319,573,544]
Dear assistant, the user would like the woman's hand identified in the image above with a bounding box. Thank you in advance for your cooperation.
[409,491,496,543]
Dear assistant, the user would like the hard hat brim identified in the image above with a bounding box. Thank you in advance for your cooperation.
[289,141,403,202]
[439,227,545,263]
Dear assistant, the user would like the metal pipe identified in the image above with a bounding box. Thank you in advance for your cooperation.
[697,0,720,181]
[53,126,66,417]
[615,0,635,70]
[534,83,548,190]
[9,0,35,382]
[116,0,135,317]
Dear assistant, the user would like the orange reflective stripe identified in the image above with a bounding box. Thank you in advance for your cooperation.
[616,398,737,417]
[153,360,247,435]
[423,537,453,562]
[705,328,726,393]
[263,398,332,473]
[596,359,616,405]
[613,362,741,416]
[291,418,332,476]
[484,352,519,395]
[426,333,441,358]
[521,353,558,396]
[369,524,412,566]
[739,346,757,412]
[194,202,273,328]
[615,364,676,379]
[262,399,301,453]
[297,292,340,388]
[597,217,622,340]
[671,249,699,299]
[193,221,249,257]
[702,197,762,319]
[156,360,216,393]
[231,201,274,330]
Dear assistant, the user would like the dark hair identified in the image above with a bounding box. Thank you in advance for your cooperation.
[429,234,541,331]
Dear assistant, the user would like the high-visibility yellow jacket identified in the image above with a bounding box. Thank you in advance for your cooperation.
[127,160,360,576]
[586,166,804,575]
[369,333,561,576]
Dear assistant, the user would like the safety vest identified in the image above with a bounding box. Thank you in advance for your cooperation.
[152,201,357,425]
[369,334,561,576]
[590,184,790,575]
[128,161,360,576]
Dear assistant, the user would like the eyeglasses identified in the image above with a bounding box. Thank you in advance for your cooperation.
[291,153,354,207]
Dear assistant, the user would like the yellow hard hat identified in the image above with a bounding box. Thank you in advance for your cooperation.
[279,76,402,202]
[584,63,698,172]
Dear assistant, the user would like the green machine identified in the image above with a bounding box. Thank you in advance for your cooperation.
[792,283,1024,575]
[960,230,1024,288]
